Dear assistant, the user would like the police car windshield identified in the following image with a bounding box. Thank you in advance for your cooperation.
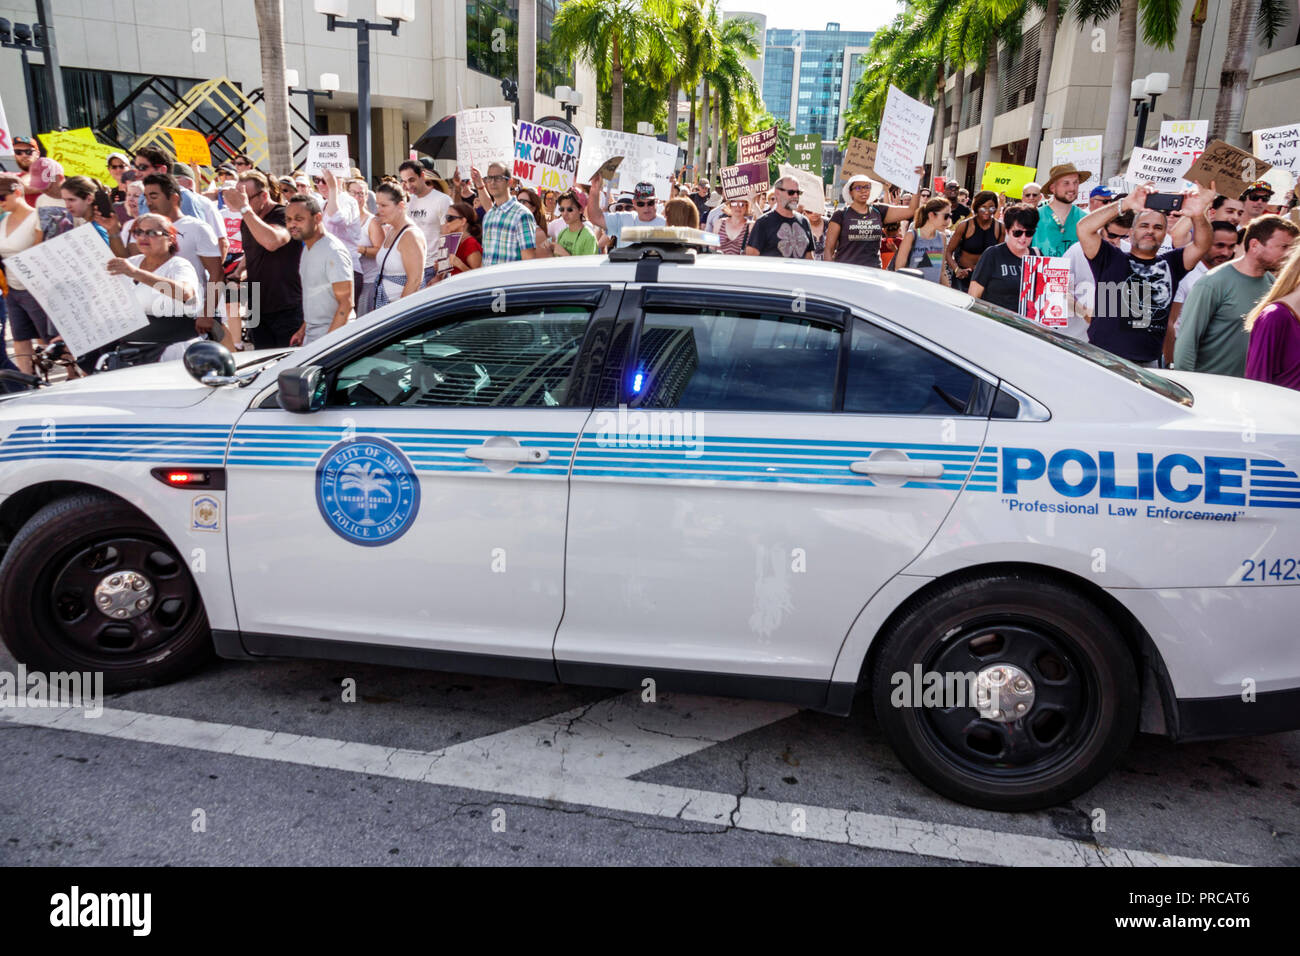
[966,299,1193,407]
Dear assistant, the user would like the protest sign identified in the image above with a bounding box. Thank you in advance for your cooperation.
[981,162,1037,198]
[596,156,624,180]
[1158,120,1207,157]
[779,163,826,208]
[430,233,463,277]
[5,224,148,356]
[721,162,770,200]
[576,126,677,200]
[840,138,878,179]
[456,107,514,179]
[305,135,350,175]
[37,128,121,180]
[164,127,211,166]
[789,133,821,174]
[512,120,581,192]
[1260,164,1295,199]
[875,85,932,192]
[1251,123,1300,178]
[1124,147,1192,191]
[1185,139,1272,200]
[1049,136,1102,206]
[1018,256,1071,329]
[0,94,12,156]
[738,126,778,164]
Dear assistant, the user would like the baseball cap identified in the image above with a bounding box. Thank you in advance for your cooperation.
[1241,180,1274,199]
[170,163,194,178]
[1089,185,1114,199]
[12,135,36,149]
[633,181,656,200]
[217,163,237,175]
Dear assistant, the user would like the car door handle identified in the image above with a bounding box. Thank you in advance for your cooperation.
[850,460,944,478]
[465,444,550,464]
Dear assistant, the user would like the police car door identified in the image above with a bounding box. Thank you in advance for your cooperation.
[555,286,993,703]
[225,285,620,671]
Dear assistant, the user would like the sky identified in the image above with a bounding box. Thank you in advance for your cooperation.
[718,0,901,33]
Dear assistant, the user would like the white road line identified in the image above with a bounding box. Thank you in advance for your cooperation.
[1,702,1233,866]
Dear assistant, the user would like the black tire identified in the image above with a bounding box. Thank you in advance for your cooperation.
[871,572,1138,811]
[0,491,213,691]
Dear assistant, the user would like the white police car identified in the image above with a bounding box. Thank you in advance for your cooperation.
[0,228,1296,811]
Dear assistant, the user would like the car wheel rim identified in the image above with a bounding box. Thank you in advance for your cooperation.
[916,620,1100,782]
[44,536,197,662]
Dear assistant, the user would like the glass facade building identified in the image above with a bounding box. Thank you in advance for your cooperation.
[761,23,874,142]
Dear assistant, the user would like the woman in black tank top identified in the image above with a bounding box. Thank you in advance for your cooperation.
[944,189,1004,291]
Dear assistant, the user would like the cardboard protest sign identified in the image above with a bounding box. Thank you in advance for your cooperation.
[596,156,624,180]
[37,128,121,180]
[576,126,677,200]
[1018,255,1071,329]
[1049,136,1102,206]
[788,134,821,174]
[981,162,1037,199]
[840,138,878,179]
[737,126,778,164]
[1251,123,1300,178]
[512,120,581,192]
[430,233,463,276]
[5,224,148,355]
[456,107,514,179]
[779,163,826,208]
[875,85,932,192]
[0,94,13,157]
[164,127,211,166]
[305,135,350,175]
[1185,139,1272,200]
[1158,120,1207,157]
[1124,147,1192,191]
[720,162,769,200]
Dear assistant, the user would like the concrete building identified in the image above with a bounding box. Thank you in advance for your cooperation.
[0,0,597,177]
[760,22,873,142]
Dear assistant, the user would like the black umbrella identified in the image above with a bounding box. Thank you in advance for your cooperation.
[412,115,457,159]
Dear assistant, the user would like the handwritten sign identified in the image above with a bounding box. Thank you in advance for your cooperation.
[1018,255,1071,328]
[576,126,677,200]
[305,135,350,175]
[5,224,148,355]
[37,128,121,181]
[1252,123,1300,178]
[164,127,211,166]
[1124,147,1192,191]
[513,120,581,192]
[875,85,932,192]
[981,162,1037,198]
[1049,136,1102,206]
[720,162,769,200]
[456,107,514,179]
[737,126,778,164]
[1185,139,1272,200]
[1159,120,1207,155]
[779,163,825,209]
[0,94,12,157]
[789,134,821,174]
[840,138,878,179]
[430,233,463,276]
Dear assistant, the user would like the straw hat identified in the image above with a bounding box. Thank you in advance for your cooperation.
[1043,163,1092,193]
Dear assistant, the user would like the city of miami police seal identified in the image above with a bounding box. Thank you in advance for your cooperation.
[315,436,421,546]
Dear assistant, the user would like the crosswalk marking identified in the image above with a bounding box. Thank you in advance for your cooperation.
[1,699,1233,866]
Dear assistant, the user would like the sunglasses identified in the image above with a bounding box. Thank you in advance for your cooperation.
[108,162,127,171]
[1008,228,1030,237]
[134,163,153,171]
[1104,230,1128,240]
[234,160,251,167]
[940,213,952,220]
[779,188,802,195]
[558,206,579,214]
[485,174,509,182]
[1246,193,1270,201]
[442,214,465,223]
[130,227,169,238]
[14,148,35,156]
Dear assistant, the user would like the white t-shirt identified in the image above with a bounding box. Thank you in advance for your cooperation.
[171,214,221,303]
[128,253,199,317]
[299,231,355,344]
[405,188,451,267]
[603,210,665,247]
[1172,259,1208,334]
[1061,241,1095,342]
[185,189,225,245]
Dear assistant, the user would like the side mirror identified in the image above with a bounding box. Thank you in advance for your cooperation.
[278,366,326,413]
[184,340,237,385]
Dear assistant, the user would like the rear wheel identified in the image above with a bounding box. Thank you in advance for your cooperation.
[871,572,1138,811]
[0,492,212,690]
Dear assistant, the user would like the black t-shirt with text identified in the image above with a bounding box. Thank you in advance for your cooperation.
[241,203,303,313]
[971,243,1037,313]
[1087,242,1190,363]
[746,210,814,258]
[829,204,887,267]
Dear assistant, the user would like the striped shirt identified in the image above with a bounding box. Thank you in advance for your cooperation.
[481,198,537,266]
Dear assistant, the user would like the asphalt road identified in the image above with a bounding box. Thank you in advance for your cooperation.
[0,643,1297,866]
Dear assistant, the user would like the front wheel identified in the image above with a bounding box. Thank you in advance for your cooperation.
[871,573,1138,811]
[0,492,213,691]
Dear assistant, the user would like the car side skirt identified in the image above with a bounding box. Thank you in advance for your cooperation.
[1173,687,1300,741]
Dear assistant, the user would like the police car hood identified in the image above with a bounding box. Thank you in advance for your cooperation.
[1159,368,1300,437]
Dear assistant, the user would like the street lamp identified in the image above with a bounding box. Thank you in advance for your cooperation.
[315,0,415,183]
[286,70,339,136]
[1130,72,1169,151]
[554,85,584,125]
[636,121,655,137]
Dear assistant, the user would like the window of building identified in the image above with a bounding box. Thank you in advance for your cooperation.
[467,0,571,91]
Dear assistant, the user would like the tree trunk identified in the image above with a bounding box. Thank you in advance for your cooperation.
[701,77,711,179]
[667,78,679,145]
[711,94,721,182]
[977,37,999,172]
[611,35,625,131]
[1025,0,1060,170]
[253,0,292,175]
[518,0,536,123]
[1101,0,1138,178]
[687,84,698,175]
[1173,0,1208,120]
[1211,0,1262,146]
[932,59,946,181]
[947,64,966,178]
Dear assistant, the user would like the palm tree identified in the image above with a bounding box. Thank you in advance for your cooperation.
[1024,0,1061,170]
[553,0,675,132]
[339,462,392,525]
[704,15,760,179]
[1210,0,1291,145]
[253,0,291,174]
[1172,0,1208,121]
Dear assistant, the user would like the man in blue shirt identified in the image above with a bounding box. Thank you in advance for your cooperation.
[586,179,664,248]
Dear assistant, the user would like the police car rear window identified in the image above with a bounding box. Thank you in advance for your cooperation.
[966,299,1193,407]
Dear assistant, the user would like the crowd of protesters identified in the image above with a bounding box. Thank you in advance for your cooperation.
[2,132,1300,393]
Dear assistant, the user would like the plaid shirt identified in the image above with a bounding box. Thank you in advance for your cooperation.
[481,197,537,266]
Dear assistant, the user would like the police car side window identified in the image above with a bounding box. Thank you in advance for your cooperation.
[329,306,592,408]
[634,309,840,412]
[845,318,978,416]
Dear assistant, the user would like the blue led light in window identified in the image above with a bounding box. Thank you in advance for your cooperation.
[632,370,644,393]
